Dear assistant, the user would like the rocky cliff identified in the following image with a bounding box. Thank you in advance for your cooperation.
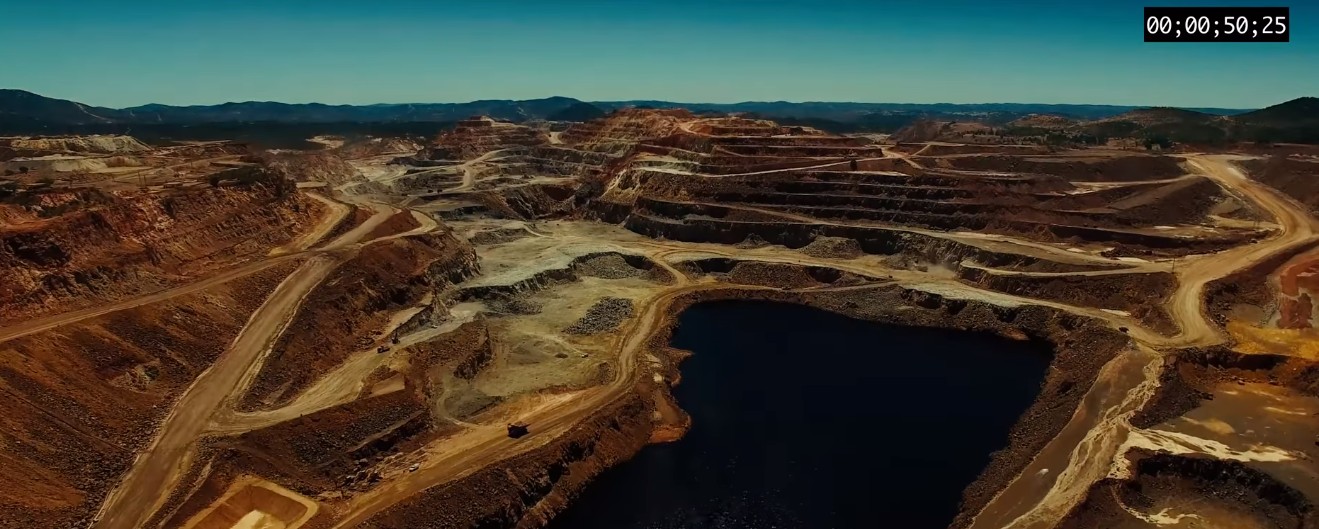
[0,181,319,322]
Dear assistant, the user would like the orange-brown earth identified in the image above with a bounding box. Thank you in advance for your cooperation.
[0,177,320,324]
[238,230,479,411]
[0,259,302,527]
[2,108,1318,529]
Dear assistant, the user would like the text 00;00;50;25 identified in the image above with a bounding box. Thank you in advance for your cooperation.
[1144,6,1289,42]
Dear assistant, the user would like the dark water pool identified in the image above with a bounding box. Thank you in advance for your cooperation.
[547,300,1051,529]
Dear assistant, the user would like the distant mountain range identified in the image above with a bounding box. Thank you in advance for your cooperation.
[998,99,1319,145]
[0,90,590,126]
[0,89,1256,126]
[597,100,1251,121]
[2,89,1316,145]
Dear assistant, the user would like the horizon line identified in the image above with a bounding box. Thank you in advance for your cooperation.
[5,88,1280,112]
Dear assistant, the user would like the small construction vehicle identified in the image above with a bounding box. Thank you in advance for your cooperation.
[507,422,530,439]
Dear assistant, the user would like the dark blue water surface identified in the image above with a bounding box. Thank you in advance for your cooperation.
[547,300,1051,529]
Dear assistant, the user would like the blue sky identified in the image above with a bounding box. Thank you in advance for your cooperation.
[2,0,1314,108]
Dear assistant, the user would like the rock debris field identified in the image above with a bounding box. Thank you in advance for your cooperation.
[564,297,635,335]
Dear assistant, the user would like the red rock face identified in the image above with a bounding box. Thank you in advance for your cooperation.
[426,116,548,160]
[0,182,318,323]
[1277,253,1319,328]
[0,260,301,528]
[559,108,693,147]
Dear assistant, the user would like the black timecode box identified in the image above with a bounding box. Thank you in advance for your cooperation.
[1144,6,1289,42]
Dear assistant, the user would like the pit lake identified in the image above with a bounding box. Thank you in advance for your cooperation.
[547,300,1052,529]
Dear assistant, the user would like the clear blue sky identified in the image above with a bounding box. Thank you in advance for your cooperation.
[2,0,1314,108]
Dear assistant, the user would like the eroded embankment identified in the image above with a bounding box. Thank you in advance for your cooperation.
[457,251,669,302]
[238,232,480,411]
[0,259,303,529]
[1133,347,1319,433]
[149,389,440,529]
[622,196,1245,260]
[0,183,320,323]
[957,266,1177,333]
[352,394,655,529]
[347,273,1132,529]
[1239,156,1319,215]
[148,319,503,529]
[1059,450,1317,529]
[472,183,579,219]
[1060,347,1319,529]
[1205,237,1319,326]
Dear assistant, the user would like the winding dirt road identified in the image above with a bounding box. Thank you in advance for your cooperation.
[1163,155,1319,346]
[91,255,341,529]
[455,148,510,190]
[0,192,360,344]
[90,196,400,529]
[0,255,300,344]
[274,192,350,255]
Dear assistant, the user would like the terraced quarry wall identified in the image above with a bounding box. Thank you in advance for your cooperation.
[0,181,319,323]
[425,117,549,160]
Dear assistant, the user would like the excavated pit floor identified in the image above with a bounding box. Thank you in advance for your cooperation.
[180,477,318,529]
[547,300,1053,529]
[1134,381,1319,502]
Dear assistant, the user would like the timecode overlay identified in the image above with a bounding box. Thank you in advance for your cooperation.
[1145,6,1289,42]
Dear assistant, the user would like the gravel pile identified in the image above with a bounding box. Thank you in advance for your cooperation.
[488,296,543,315]
[576,254,644,279]
[735,234,770,249]
[800,236,863,259]
[728,262,818,289]
[564,297,634,335]
[469,228,527,246]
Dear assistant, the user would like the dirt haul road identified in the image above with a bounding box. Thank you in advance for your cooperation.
[90,255,340,529]
[0,194,362,344]
[1165,154,1319,346]
[0,255,299,343]
[456,148,510,190]
[332,276,762,528]
[274,192,351,255]
[90,200,399,529]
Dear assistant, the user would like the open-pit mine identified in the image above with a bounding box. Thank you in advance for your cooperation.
[4,109,1319,529]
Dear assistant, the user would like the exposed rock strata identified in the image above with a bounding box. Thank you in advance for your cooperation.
[0,181,317,322]
[0,260,301,528]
